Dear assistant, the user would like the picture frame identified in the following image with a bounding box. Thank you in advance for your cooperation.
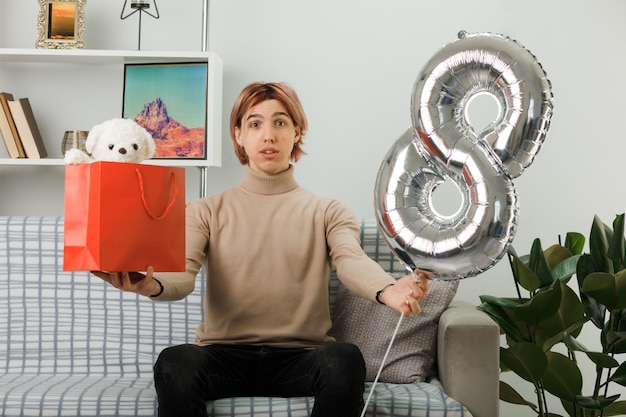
[36,0,87,49]
[122,62,209,160]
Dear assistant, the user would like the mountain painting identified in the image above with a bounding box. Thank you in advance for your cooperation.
[123,63,208,159]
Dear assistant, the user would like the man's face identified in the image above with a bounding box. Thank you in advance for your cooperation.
[235,99,300,176]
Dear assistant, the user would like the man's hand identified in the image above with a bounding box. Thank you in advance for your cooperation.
[91,266,161,298]
[380,270,431,316]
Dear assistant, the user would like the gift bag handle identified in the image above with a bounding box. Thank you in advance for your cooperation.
[135,169,179,220]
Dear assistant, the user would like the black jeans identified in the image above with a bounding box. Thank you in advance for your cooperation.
[153,341,366,417]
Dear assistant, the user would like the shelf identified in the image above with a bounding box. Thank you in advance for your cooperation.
[0,48,223,168]
[0,48,216,65]
[0,158,212,167]
[0,48,223,200]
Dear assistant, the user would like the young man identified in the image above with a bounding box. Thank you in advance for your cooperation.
[94,82,429,417]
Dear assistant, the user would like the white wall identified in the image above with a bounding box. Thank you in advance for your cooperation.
[2,1,626,415]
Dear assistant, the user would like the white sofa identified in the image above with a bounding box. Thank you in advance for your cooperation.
[0,216,499,417]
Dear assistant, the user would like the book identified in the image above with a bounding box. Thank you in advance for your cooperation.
[0,92,26,158]
[7,98,48,159]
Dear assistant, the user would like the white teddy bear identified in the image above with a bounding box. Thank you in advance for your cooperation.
[64,118,156,164]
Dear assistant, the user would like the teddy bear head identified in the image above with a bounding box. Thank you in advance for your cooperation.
[85,118,156,163]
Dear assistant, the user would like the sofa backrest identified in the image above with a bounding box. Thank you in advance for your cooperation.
[0,216,205,376]
[0,216,404,375]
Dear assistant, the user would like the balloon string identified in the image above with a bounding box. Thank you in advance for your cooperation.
[360,312,404,417]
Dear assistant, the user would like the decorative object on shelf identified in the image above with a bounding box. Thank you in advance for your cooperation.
[0,92,26,158]
[122,62,208,160]
[36,0,87,49]
[61,130,89,156]
[64,118,155,164]
[120,0,159,51]
[7,98,48,159]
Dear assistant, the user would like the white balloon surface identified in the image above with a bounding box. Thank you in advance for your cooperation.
[374,31,554,280]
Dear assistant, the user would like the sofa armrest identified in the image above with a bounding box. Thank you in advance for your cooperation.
[437,300,500,417]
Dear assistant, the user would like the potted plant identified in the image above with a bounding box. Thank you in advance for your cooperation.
[478,213,626,416]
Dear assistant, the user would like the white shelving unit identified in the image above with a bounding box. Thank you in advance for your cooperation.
[0,48,223,197]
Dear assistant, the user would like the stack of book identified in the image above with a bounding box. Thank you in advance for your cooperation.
[0,92,48,159]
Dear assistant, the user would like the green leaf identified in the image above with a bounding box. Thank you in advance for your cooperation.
[511,280,562,325]
[561,332,588,352]
[582,270,626,311]
[576,254,606,328]
[477,300,529,343]
[552,254,581,283]
[609,361,626,386]
[590,215,613,274]
[608,213,625,271]
[535,282,585,346]
[545,244,574,270]
[606,330,626,354]
[560,332,620,369]
[565,232,585,255]
[554,285,584,338]
[542,319,589,352]
[500,343,547,384]
[560,399,577,417]
[498,380,538,409]
[575,394,620,410]
[478,295,521,309]
[529,238,555,288]
[603,400,626,416]
[586,351,620,368]
[509,251,541,292]
[542,351,582,401]
[508,245,519,258]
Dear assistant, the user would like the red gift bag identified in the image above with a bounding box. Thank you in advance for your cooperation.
[63,161,186,272]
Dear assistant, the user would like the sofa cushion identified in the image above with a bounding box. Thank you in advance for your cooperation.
[207,380,469,417]
[329,277,458,383]
[0,374,157,417]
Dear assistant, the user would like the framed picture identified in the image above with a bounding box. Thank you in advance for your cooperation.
[123,62,209,160]
[36,0,87,49]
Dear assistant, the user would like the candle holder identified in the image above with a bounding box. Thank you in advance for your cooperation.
[120,0,160,50]
[61,130,90,156]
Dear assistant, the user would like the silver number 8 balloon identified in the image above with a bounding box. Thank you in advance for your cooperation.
[374,31,554,280]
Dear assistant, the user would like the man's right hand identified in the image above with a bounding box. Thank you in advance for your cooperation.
[91,266,161,298]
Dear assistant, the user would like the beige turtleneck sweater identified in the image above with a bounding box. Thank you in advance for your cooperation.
[154,165,394,348]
